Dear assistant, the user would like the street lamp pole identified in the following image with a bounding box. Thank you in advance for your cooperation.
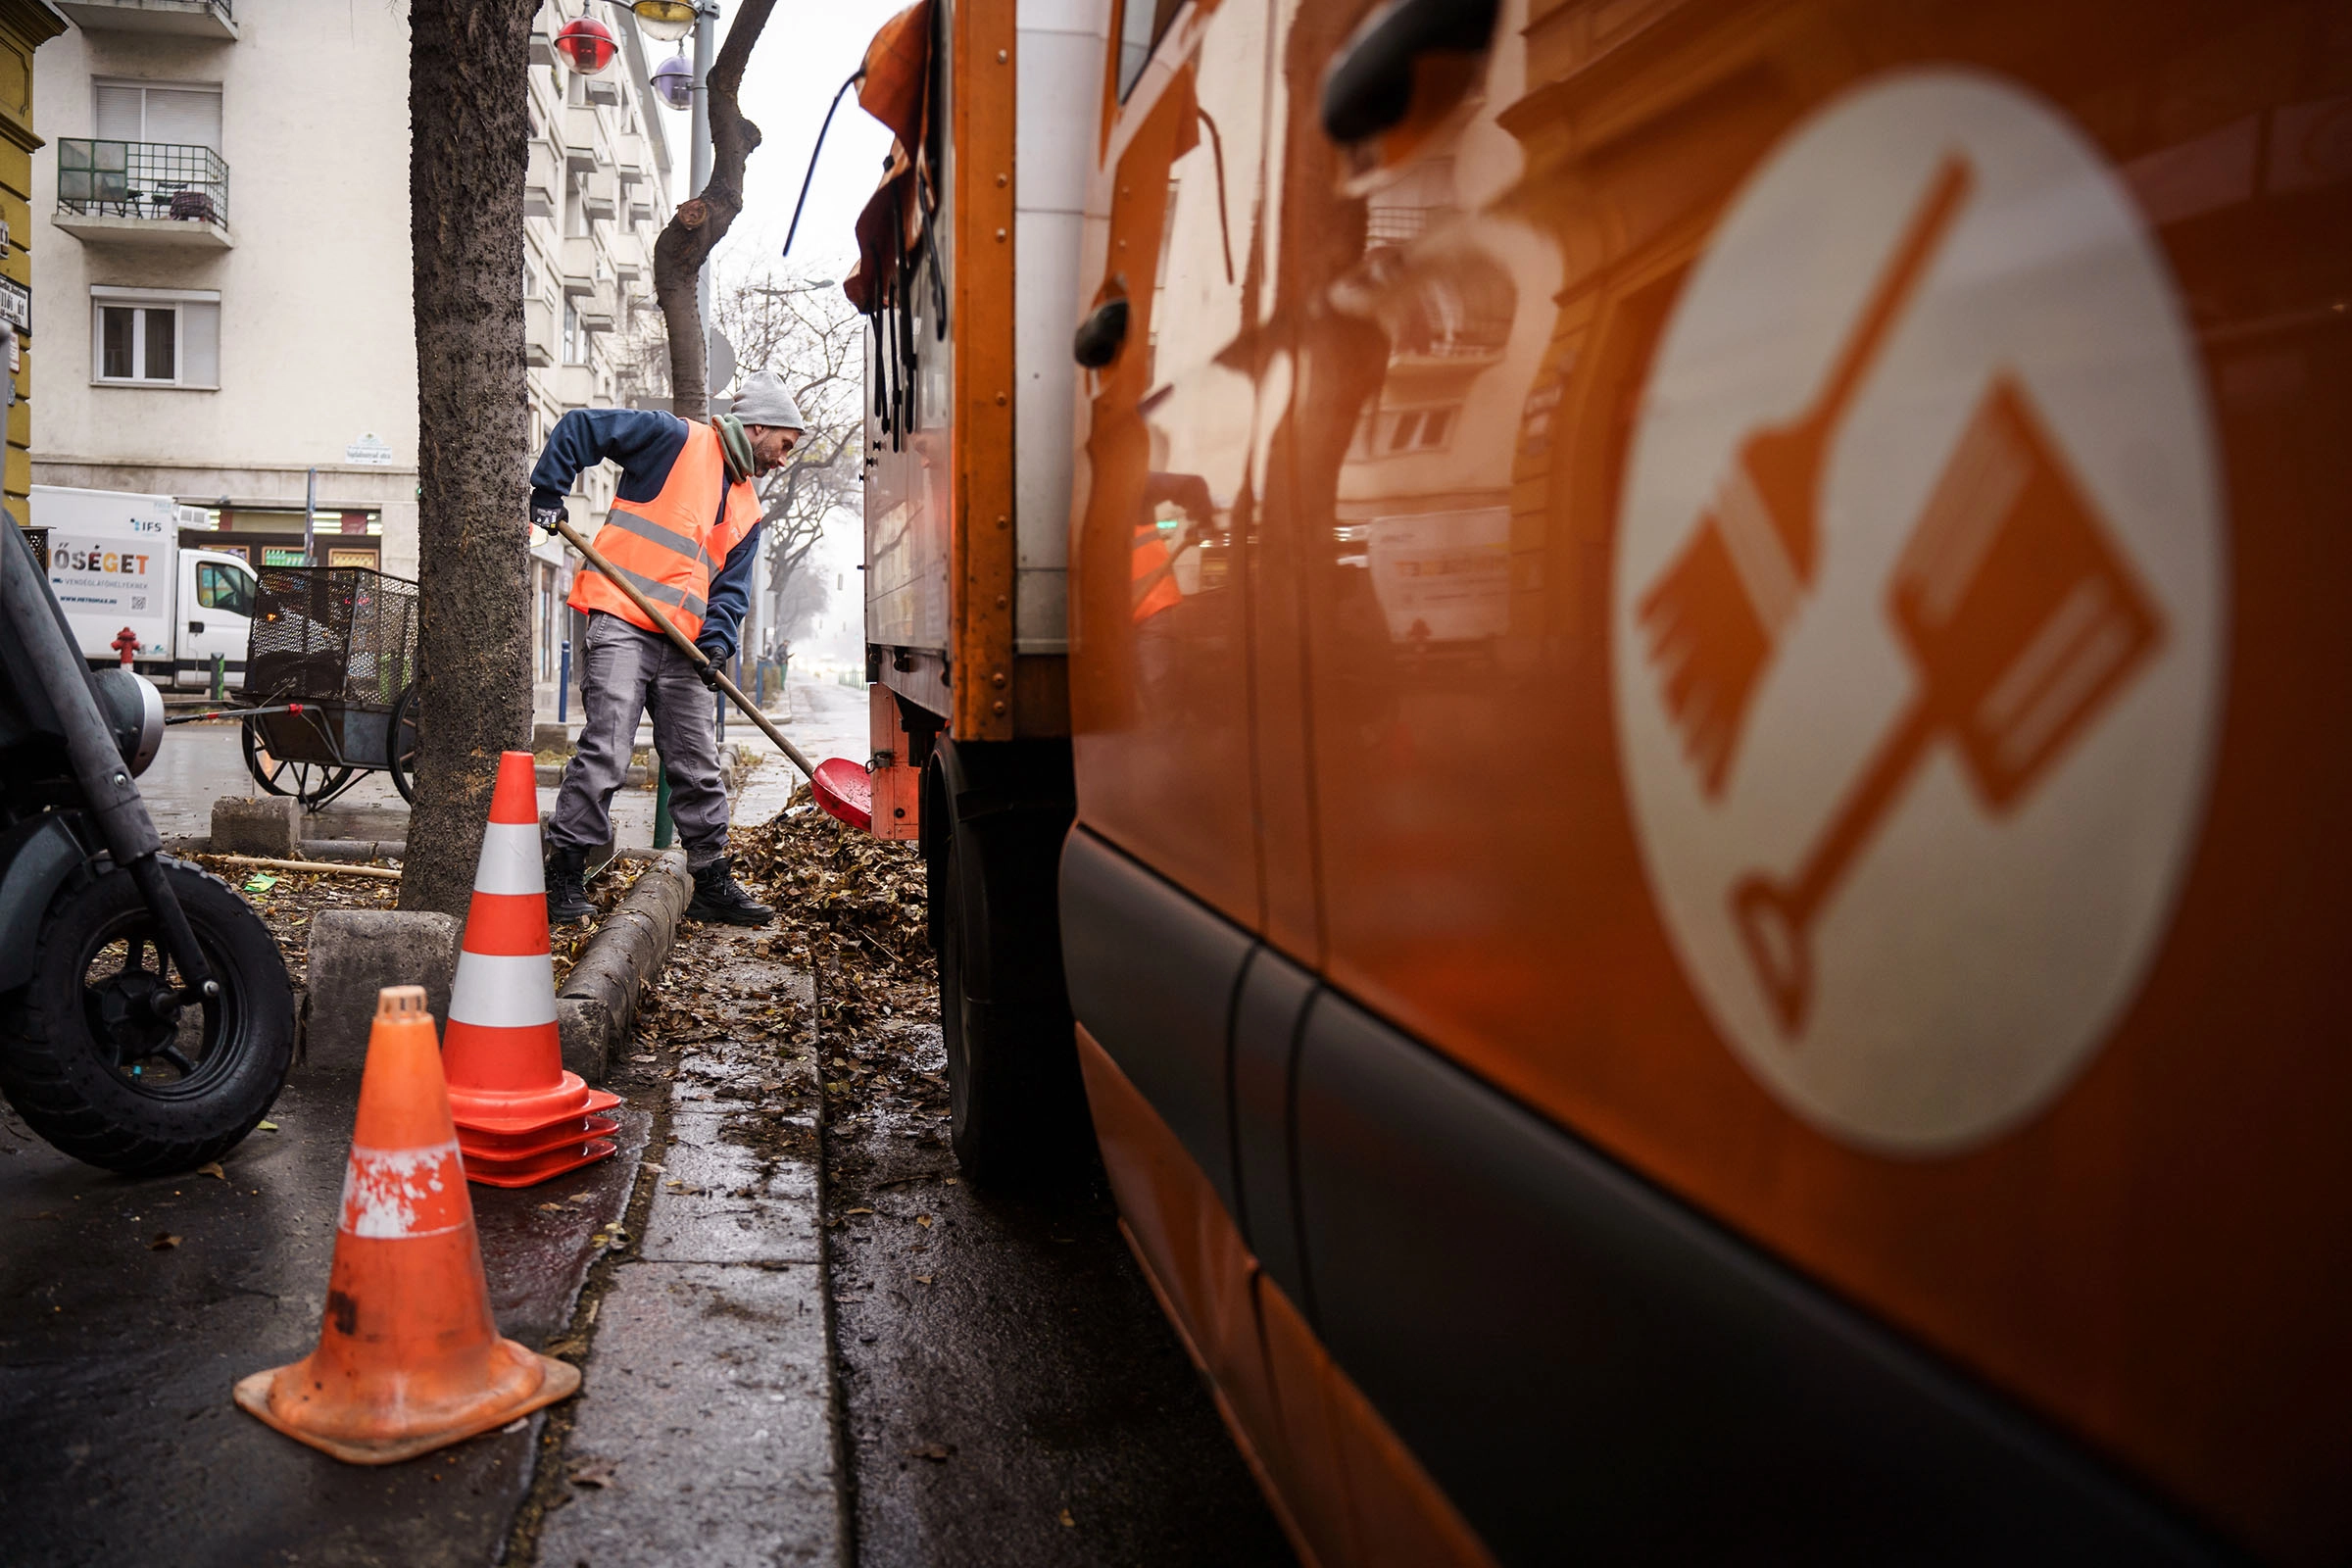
[691,4,715,386]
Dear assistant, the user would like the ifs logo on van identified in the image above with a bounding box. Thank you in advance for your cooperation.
[1612,71,2228,1155]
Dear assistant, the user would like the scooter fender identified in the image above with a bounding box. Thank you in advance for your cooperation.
[0,815,90,996]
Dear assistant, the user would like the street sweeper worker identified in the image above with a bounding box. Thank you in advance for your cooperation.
[526,369,808,928]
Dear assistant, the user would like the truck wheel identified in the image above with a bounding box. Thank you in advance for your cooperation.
[930,739,1090,1188]
[0,858,295,1176]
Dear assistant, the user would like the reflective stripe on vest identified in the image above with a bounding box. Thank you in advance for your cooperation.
[565,419,755,641]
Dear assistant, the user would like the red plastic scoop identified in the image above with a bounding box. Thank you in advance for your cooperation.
[811,758,872,831]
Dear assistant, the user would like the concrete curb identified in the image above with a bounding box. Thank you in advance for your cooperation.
[302,909,463,1071]
[557,850,693,1083]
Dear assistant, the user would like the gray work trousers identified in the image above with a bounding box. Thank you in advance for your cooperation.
[550,611,730,868]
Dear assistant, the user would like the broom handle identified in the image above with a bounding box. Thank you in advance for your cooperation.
[550,516,818,782]
[1806,158,1974,430]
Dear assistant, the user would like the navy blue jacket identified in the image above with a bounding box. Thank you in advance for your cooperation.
[530,407,764,661]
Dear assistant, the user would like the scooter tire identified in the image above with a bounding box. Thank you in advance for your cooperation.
[0,858,294,1176]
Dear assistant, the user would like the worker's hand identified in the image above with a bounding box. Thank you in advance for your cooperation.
[695,638,730,690]
[530,504,565,537]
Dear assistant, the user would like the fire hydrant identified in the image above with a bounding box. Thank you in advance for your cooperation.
[112,627,139,668]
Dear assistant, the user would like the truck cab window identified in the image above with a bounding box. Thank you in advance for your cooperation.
[197,562,252,617]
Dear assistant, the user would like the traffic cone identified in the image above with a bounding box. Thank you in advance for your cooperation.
[234,987,580,1463]
[442,750,618,1187]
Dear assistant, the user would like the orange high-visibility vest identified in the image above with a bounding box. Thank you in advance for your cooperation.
[1131,520,1183,622]
[566,419,761,641]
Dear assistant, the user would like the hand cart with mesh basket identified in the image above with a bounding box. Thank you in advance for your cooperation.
[233,565,421,809]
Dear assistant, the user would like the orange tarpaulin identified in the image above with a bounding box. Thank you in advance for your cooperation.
[857,0,932,150]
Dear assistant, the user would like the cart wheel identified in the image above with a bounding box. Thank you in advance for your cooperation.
[387,682,419,804]
[239,719,356,811]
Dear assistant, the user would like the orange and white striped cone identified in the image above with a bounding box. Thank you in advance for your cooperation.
[442,751,617,1188]
[234,987,579,1462]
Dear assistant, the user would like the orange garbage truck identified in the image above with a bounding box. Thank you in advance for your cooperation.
[840,0,2351,1560]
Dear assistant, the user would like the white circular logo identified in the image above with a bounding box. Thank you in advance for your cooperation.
[1612,71,2227,1155]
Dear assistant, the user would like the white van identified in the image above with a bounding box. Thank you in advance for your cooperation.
[31,484,257,690]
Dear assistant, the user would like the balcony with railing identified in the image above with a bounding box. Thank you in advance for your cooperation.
[55,140,232,248]
[55,0,235,38]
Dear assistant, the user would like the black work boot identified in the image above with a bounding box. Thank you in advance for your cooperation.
[545,846,595,925]
[685,857,774,927]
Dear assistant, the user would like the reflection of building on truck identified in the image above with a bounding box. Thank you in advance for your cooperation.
[30,484,258,688]
[836,0,2351,1564]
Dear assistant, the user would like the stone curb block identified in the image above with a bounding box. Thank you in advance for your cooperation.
[211,796,301,857]
[557,849,691,1084]
[302,909,462,1071]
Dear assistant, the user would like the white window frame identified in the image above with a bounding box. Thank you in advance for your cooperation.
[90,77,224,147]
[90,285,220,390]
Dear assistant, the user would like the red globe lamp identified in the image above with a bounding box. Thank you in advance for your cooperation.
[554,17,620,74]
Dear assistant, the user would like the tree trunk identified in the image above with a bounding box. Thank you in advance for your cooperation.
[653,0,783,412]
[400,0,538,918]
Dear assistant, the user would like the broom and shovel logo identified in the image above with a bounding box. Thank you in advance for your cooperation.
[1614,72,2225,1152]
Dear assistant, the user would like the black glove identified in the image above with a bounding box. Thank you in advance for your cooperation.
[695,639,728,690]
[530,504,565,536]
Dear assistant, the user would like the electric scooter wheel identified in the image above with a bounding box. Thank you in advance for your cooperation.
[0,857,294,1176]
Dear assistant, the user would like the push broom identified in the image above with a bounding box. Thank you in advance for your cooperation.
[548,515,819,783]
[1638,157,1974,798]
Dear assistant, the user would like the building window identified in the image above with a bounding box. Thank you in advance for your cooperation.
[90,288,220,388]
[93,79,222,150]
[566,171,590,238]
[1388,406,1453,452]
[563,299,585,365]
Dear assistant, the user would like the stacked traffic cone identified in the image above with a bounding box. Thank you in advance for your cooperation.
[442,750,618,1187]
[234,987,579,1463]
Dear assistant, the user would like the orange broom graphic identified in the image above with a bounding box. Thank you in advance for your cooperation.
[1639,157,1973,797]
[1730,376,2166,1033]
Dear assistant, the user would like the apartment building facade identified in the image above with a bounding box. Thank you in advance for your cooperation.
[522,5,676,717]
[29,0,673,716]
[31,0,416,573]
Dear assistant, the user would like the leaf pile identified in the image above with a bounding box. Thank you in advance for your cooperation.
[189,855,399,992]
[719,787,944,1132]
[728,785,932,986]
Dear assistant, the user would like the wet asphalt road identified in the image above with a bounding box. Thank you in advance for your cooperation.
[0,1047,644,1568]
[2,679,1301,1564]
[823,1013,1298,1568]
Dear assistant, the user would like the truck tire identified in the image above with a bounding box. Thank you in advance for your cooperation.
[0,857,294,1176]
[927,738,1090,1187]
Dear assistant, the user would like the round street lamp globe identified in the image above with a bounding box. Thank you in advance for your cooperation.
[650,54,696,112]
[630,1,699,42]
[554,17,620,74]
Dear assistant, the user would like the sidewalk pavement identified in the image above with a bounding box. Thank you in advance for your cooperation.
[521,680,870,1566]
[533,949,837,1567]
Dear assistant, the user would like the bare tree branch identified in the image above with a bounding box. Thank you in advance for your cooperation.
[651,0,782,411]
[711,266,864,656]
